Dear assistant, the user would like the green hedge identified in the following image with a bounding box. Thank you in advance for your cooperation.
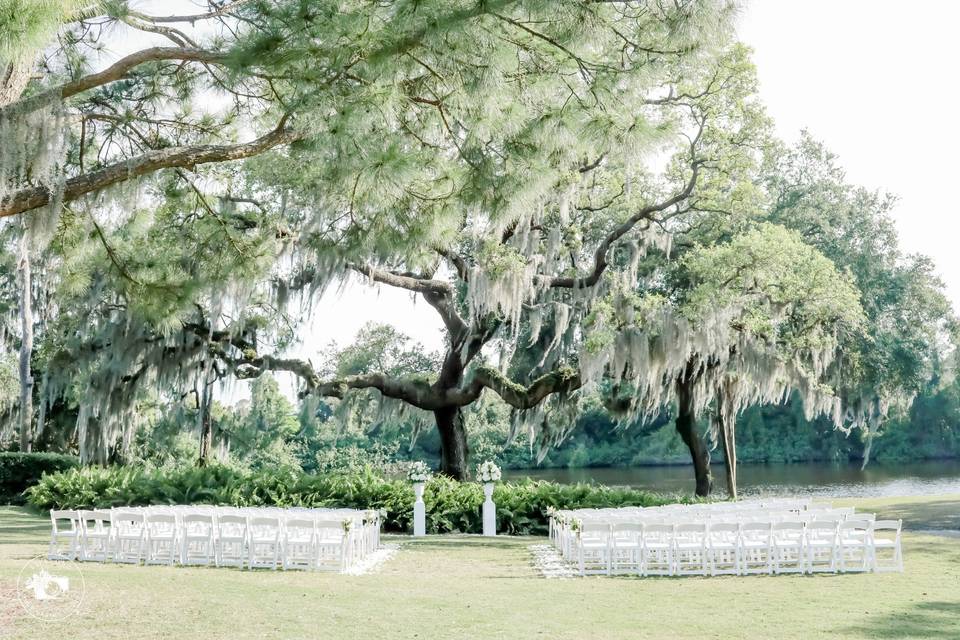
[25,465,687,535]
[0,452,80,504]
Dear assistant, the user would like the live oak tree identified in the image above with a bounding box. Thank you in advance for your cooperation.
[765,134,957,468]
[657,224,864,497]
[202,4,759,481]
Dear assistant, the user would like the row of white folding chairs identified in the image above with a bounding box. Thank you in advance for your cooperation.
[48,507,378,572]
[112,505,381,563]
[571,519,902,577]
[550,507,857,555]
[553,499,820,525]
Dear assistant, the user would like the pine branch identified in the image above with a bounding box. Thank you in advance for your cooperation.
[0,118,301,218]
[0,47,230,119]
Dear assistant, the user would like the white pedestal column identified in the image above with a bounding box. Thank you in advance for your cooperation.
[413,482,426,537]
[482,482,496,537]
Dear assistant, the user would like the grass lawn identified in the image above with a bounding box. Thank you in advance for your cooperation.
[1,495,959,639]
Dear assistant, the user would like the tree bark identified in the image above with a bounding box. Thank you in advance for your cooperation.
[0,121,300,218]
[675,374,711,497]
[435,406,468,480]
[716,396,737,500]
[17,226,33,452]
[198,385,213,466]
[0,60,31,109]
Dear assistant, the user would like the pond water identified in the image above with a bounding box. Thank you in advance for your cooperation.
[504,460,960,498]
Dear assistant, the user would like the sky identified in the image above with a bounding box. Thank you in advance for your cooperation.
[291,1,960,363]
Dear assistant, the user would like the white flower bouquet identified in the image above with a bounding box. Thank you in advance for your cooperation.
[407,460,432,483]
[476,460,502,483]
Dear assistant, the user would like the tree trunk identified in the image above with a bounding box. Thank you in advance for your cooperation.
[0,59,31,108]
[18,226,33,453]
[7,58,34,453]
[198,383,214,466]
[435,406,468,480]
[716,396,737,500]
[675,374,711,497]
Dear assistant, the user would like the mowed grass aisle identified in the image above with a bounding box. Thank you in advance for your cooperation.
[2,496,959,640]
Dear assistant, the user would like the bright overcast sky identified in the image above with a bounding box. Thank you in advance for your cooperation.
[294,1,960,363]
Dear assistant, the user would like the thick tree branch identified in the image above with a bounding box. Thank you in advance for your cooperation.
[450,365,582,409]
[1,47,229,118]
[346,262,451,295]
[228,352,448,411]
[127,1,254,24]
[0,119,301,218]
[544,162,701,289]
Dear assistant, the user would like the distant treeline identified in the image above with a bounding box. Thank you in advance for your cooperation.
[25,373,957,474]
[492,383,960,470]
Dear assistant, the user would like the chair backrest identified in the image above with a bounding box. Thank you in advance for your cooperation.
[315,520,346,539]
[807,521,837,537]
[249,516,280,539]
[740,522,772,539]
[217,514,247,536]
[284,518,315,537]
[79,509,111,532]
[871,520,902,539]
[580,522,611,536]
[839,519,871,534]
[611,522,643,535]
[146,513,177,533]
[183,513,214,534]
[183,513,213,524]
[113,511,145,530]
[675,522,707,535]
[772,521,804,535]
[708,522,739,536]
[50,510,78,533]
[812,513,843,523]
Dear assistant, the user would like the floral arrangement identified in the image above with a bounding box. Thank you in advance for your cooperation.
[406,461,432,483]
[476,460,502,483]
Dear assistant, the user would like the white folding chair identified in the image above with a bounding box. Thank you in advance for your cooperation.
[739,522,773,575]
[248,516,281,569]
[641,523,674,577]
[576,522,611,576]
[609,523,643,575]
[216,514,248,568]
[315,520,349,572]
[78,510,113,562]
[112,511,146,564]
[674,522,708,576]
[282,518,317,571]
[48,510,80,561]
[145,512,179,566]
[181,513,215,566]
[707,522,740,576]
[771,521,805,574]
[870,520,903,573]
[837,520,871,573]
[806,521,838,573]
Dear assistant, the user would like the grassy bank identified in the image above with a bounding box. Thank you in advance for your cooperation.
[2,495,958,639]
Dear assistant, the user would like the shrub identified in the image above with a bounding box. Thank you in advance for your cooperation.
[0,452,80,504]
[26,465,687,535]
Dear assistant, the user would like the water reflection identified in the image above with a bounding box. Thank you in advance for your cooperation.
[505,460,960,498]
